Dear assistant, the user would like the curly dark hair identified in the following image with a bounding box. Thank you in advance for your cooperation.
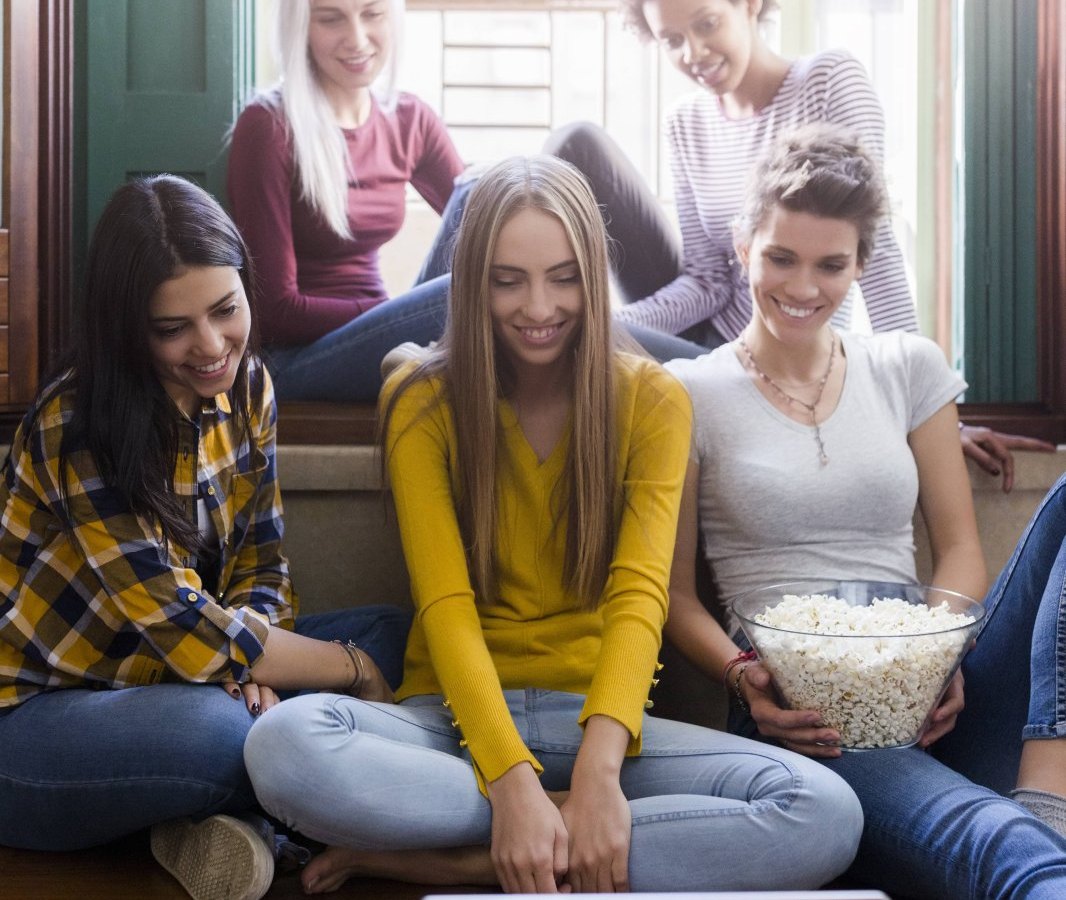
[618,0,780,42]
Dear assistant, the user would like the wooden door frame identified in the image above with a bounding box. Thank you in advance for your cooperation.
[0,0,71,439]
[38,0,74,374]
[1035,0,1066,437]
[5,0,40,407]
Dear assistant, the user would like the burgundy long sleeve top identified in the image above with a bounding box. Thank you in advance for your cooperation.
[227,91,464,346]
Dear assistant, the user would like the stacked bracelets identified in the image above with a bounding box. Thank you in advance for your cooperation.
[722,649,758,713]
[333,639,366,695]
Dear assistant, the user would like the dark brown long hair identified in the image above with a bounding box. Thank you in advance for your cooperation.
[25,175,258,551]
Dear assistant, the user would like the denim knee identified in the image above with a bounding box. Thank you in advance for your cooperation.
[244,694,326,814]
[791,759,864,884]
[244,696,307,776]
[0,686,259,850]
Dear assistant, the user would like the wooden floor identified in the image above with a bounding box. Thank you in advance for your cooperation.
[0,832,496,900]
[0,837,894,898]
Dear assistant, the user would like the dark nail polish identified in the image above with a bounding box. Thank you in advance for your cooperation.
[251,702,261,716]
[230,688,240,698]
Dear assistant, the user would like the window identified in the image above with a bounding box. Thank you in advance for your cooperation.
[402,2,674,192]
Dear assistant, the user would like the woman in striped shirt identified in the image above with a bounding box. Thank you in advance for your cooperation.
[543,0,1052,486]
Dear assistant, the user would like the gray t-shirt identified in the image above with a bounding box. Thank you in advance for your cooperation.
[666,331,966,633]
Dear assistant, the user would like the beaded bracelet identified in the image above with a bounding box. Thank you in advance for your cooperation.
[722,649,757,713]
[332,639,366,695]
[731,665,752,714]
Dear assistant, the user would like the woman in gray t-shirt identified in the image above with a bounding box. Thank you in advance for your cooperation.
[665,122,1066,899]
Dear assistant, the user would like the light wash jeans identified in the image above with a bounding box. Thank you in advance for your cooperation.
[0,605,411,851]
[729,474,1066,899]
[245,688,862,891]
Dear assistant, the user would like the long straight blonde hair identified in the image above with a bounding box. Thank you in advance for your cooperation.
[269,0,405,239]
[382,155,619,609]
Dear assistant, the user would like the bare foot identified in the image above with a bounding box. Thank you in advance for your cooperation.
[302,846,361,894]
[302,844,497,894]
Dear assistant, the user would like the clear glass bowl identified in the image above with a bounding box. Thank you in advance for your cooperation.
[731,580,984,750]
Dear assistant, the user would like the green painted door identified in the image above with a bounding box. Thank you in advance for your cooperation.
[84,0,255,242]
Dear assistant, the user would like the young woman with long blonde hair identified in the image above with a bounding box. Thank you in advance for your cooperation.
[244,154,861,895]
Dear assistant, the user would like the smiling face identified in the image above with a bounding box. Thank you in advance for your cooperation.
[642,0,757,94]
[307,0,390,108]
[489,207,585,380]
[147,266,252,417]
[738,205,862,345]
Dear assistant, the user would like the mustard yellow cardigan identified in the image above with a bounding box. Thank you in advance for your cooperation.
[386,354,692,786]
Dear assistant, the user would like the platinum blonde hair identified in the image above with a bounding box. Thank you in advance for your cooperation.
[271,0,406,239]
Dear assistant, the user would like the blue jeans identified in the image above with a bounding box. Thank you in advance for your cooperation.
[0,605,411,851]
[245,689,862,891]
[730,475,1066,899]
[264,274,452,403]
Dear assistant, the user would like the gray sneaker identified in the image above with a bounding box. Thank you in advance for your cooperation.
[150,814,274,900]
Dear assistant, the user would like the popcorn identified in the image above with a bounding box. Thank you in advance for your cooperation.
[749,594,977,749]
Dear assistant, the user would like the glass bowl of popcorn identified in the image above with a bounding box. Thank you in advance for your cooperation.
[731,580,984,750]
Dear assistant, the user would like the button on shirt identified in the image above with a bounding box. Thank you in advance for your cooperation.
[0,362,296,707]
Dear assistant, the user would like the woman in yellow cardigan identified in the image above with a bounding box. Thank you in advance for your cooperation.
[244,155,861,895]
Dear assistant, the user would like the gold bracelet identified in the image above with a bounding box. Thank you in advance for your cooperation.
[332,640,366,695]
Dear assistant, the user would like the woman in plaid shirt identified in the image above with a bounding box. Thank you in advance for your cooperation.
[0,175,409,900]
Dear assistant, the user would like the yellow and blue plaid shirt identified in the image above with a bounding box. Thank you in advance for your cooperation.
[0,361,296,707]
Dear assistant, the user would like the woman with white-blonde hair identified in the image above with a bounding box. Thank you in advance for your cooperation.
[228,0,466,402]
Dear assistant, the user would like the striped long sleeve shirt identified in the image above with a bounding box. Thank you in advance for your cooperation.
[0,361,296,707]
[616,49,918,340]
